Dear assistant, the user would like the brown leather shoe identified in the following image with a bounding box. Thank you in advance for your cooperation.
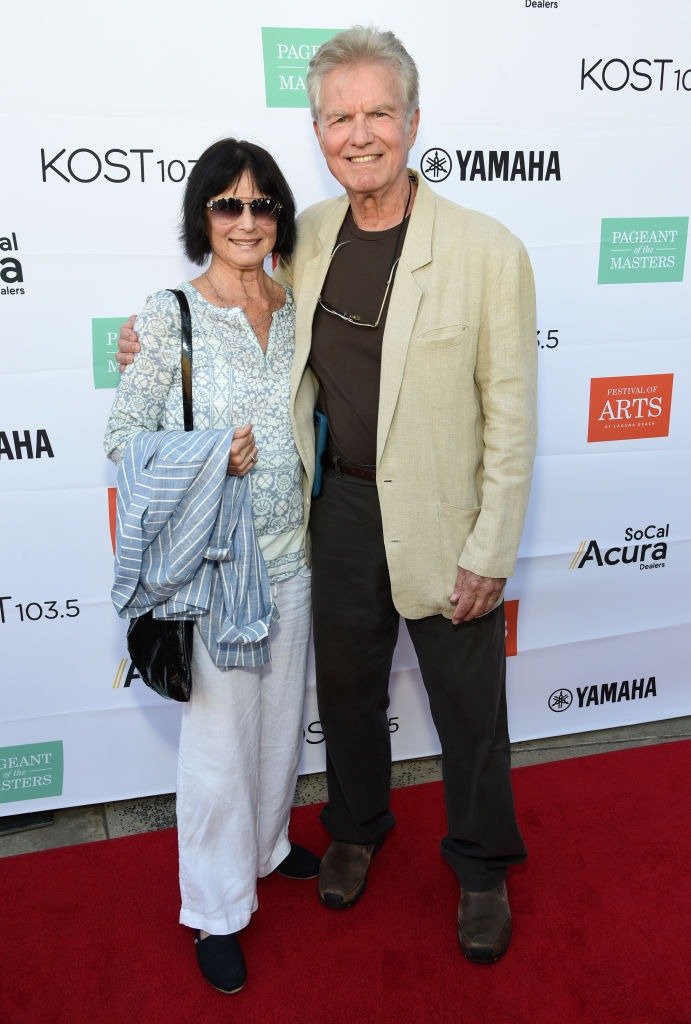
[318,840,379,909]
[457,882,512,963]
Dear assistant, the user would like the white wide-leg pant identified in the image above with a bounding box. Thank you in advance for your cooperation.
[176,566,311,935]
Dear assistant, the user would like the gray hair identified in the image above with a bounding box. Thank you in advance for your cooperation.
[307,26,420,126]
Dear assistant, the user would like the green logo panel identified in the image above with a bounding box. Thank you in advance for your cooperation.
[0,741,64,804]
[92,317,126,389]
[262,27,339,108]
[598,217,688,284]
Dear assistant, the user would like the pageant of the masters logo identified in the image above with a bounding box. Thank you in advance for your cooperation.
[598,217,688,284]
[92,317,127,389]
[261,28,339,108]
[0,741,64,804]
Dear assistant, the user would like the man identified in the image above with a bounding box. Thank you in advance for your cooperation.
[118,27,537,964]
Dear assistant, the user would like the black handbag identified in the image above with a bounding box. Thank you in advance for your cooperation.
[126,289,195,702]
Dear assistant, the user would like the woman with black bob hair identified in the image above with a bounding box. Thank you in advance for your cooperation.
[105,138,317,994]
[181,137,297,264]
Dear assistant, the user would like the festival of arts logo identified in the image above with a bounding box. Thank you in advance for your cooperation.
[587,374,673,442]
[504,599,519,657]
[108,487,117,553]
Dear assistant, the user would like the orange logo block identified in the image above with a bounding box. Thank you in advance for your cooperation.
[108,487,117,554]
[504,599,519,658]
[588,373,673,442]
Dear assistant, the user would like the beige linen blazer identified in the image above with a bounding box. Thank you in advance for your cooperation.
[286,172,537,620]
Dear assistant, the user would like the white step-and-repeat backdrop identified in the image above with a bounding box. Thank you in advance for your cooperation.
[2,0,689,813]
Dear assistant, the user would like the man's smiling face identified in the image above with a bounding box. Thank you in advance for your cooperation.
[313,60,419,203]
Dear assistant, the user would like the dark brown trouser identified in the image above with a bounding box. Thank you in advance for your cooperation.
[310,469,526,891]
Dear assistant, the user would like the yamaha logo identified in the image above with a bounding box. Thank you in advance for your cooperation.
[420,148,452,182]
[0,429,54,460]
[420,148,560,182]
[549,689,573,712]
[549,678,657,712]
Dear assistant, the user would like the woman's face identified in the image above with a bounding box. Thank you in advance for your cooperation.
[206,170,278,271]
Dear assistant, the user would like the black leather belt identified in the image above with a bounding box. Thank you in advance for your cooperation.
[327,453,376,482]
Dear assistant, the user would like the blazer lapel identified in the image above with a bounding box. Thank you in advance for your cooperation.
[377,174,434,463]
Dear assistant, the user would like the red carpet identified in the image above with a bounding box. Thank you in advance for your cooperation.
[1,741,689,1024]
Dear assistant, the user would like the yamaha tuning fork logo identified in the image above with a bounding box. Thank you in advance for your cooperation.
[420,148,453,182]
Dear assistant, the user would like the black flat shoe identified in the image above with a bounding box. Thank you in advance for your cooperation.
[194,931,246,993]
[275,843,321,879]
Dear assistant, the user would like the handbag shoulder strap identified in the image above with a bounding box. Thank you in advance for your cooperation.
[167,288,193,432]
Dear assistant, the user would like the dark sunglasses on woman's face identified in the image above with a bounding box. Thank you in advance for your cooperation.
[206,197,282,223]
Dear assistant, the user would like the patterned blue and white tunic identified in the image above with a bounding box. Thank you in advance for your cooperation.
[104,282,305,583]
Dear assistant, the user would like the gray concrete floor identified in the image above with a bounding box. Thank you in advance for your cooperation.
[1,716,688,858]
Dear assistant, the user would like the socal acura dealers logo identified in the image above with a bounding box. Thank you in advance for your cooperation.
[1,231,25,296]
[113,659,141,690]
[569,523,669,571]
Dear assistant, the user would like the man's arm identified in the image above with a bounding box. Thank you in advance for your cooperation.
[116,315,139,368]
[457,237,537,582]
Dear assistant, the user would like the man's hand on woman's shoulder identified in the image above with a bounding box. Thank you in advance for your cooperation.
[117,315,139,369]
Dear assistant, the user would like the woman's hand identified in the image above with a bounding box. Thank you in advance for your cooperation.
[228,424,258,476]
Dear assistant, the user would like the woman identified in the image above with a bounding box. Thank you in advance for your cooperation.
[104,138,318,994]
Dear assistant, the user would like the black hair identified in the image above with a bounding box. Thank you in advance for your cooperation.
[181,138,297,265]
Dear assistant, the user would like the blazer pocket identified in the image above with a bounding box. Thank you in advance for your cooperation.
[413,323,469,350]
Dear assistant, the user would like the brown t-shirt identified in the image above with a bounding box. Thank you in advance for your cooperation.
[309,209,410,466]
